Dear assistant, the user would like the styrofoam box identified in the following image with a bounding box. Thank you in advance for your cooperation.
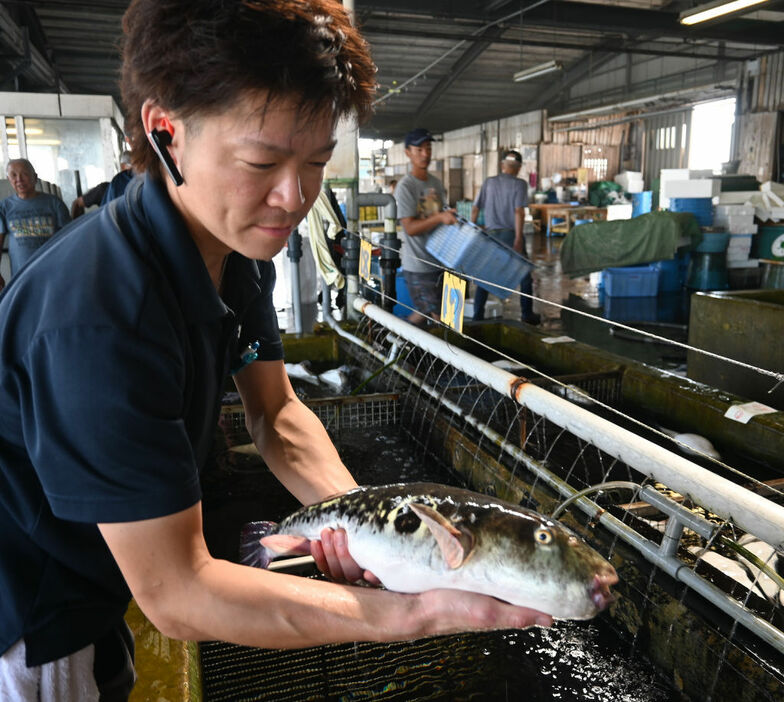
[718,191,760,205]
[606,203,634,221]
[755,206,784,222]
[715,204,755,217]
[728,233,754,245]
[662,179,721,199]
[614,171,643,191]
[660,168,690,181]
[713,216,757,234]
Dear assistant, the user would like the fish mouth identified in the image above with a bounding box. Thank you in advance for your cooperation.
[590,567,619,611]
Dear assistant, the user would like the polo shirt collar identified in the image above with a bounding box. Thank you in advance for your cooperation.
[138,174,230,323]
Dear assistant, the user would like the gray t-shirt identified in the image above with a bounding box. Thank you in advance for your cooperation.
[395,173,447,273]
[473,173,528,231]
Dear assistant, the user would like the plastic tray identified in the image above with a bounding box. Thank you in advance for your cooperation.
[425,221,532,299]
[603,265,660,297]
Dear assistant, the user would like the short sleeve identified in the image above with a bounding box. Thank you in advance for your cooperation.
[517,180,529,208]
[238,261,283,363]
[22,324,202,524]
[473,182,486,209]
[55,198,71,230]
[395,178,418,220]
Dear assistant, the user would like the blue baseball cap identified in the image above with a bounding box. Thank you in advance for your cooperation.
[405,128,434,148]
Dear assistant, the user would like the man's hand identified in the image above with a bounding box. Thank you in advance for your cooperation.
[417,588,553,635]
[439,209,458,226]
[311,528,381,586]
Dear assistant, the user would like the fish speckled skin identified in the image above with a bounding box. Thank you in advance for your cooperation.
[241,483,618,620]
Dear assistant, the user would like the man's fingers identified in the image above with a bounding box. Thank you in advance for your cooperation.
[330,529,363,583]
[317,528,347,582]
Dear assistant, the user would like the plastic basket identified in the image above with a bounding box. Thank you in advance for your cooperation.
[631,191,653,218]
[695,231,730,253]
[669,197,713,227]
[425,221,532,299]
[603,265,659,297]
[649,252,689,293]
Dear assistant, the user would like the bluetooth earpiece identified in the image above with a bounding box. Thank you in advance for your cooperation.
[148,127,184,186]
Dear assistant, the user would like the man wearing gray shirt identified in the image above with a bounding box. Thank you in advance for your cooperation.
[395,128,456,326]
[471,150,539,324]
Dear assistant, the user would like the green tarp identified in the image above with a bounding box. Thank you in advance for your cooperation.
[560,211,703,277]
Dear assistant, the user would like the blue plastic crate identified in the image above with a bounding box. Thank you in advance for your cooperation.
[425,221,532,299]
[649,253,689,293]
[695,231,730,253]
[603,265,659,297]
[631,191,652,218]
[669,197,713,227]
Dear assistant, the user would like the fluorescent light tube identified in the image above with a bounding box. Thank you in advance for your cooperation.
[513,60,563,83]
[680,0,770,25]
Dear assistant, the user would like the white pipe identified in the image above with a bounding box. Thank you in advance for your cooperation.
[354,298,784,550]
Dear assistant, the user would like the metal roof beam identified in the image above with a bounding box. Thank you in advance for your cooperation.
[414,24,506,121]
[0,4,64,90]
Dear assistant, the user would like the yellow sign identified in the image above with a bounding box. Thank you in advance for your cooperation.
[359,239,372,281]
[441,272,466,332]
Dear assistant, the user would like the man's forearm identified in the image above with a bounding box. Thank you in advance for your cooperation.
[401,211,452,237]
[514,209,525,252]
[252,396,356,505]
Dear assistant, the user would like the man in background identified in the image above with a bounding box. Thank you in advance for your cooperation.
[0,158,70,288]
[70,151,135,219]
[101,151,135,205]
[394,128,456,326]
[471,150,539,325]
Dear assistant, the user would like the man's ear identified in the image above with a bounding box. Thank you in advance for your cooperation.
[141,101,184,186]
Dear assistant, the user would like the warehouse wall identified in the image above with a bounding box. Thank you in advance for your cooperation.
[383,50,784,203]
[560,52,741,116]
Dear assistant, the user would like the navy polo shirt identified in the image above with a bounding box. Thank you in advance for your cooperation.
[0,175,283,665]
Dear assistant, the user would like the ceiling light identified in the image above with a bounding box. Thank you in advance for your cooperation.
[513,60,563,83]
[679,0,770,25]
[6,127,44,136]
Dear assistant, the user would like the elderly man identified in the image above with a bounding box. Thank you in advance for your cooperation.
[0,2,550,700]
[471,150,539,325]
[0,158,70,286]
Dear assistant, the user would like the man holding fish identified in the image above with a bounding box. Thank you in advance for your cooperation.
[0,1,616,699]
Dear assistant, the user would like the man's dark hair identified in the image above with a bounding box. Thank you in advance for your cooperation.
[121,0,377,177]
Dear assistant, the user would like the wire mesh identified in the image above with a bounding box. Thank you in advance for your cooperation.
[333,315,784,701]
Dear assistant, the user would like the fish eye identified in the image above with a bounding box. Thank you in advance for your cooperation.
[534,527,553,545]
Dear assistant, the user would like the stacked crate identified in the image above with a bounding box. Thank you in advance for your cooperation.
[712,205,758,270]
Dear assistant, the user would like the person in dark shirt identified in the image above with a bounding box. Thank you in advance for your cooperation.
[70,152,134,218]
[0,2,550,699]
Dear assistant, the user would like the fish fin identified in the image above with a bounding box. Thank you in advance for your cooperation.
[410,503,474,570]
[259,534,312,556]
[239,520,278,568]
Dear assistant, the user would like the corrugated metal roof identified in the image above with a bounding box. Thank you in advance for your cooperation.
[1,0,783,138]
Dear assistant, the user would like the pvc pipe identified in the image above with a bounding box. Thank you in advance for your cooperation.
[353,298,784,550]
[349,192,397,220]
